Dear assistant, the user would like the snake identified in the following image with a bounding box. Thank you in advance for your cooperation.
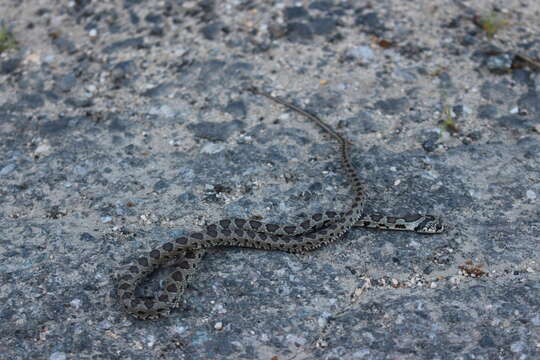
[116,87,445,320]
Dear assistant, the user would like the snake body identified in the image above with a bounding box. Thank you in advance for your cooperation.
[117,88,444,319]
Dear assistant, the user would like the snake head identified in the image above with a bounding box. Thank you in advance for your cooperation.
[414,215,445,234]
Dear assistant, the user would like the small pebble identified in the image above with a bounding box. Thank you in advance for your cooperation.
[462,105,473,116]
[510,341,525,353]
[486,53,513,73]
[467,130,482,141]
[34,140,51,156]
[201,143,226,154]
[214,321,223,330]
[267,23,287,39]
[50,353,67,360]
[89,28,98,40]
[69,298,82,309]
[101,216,112,223]
[98,320,113,330]
[346,45,374,61]
[354,287,366,297]
[182,1,197,9]
[0,163,16,176]
[279,113,291,121]
[526,190,536,200]
[422,138,438,152]
[86,84,97,93]
[146,335,156,348]
[317,340,328,348]
[317,312,331,328]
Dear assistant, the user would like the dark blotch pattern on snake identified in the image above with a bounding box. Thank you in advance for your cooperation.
[117,87,445,319]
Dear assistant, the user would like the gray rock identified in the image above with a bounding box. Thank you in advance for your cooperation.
[144,13,162,24]
[187,120,245,141]
[310,17,337,35]
[481,80,515,104]
[18,93,44,109]
[422,137,439,152]
[286,22,314,42]
[153,179,169,192]
[518,92,540,115]
[309,1,333,12]
[496,115,528,128]
[0,57,21,74]
[102,37,144,53]
[346,45,374,61]
[56,73,77,92]
[65,97,93,108]
[49,352,67,360]
[52,37,77,54]
[284,6,309,20]
[355,12,387,35]
[0,163,16,176]
[486,53,513,73]
[477,104,498,119]
[374,97,408,115]
[224,100,247,119]
[200,22,224,40]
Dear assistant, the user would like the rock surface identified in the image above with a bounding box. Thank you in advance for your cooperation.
[0,0,539,359]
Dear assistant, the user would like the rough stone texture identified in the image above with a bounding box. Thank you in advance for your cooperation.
[0,0,539,359]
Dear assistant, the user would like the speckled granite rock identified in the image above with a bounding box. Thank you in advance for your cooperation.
[0,0,539,359]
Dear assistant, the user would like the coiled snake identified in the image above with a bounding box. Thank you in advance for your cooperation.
[117,87,445,319]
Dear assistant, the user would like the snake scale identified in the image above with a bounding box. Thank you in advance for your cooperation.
[117,87,445,319]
